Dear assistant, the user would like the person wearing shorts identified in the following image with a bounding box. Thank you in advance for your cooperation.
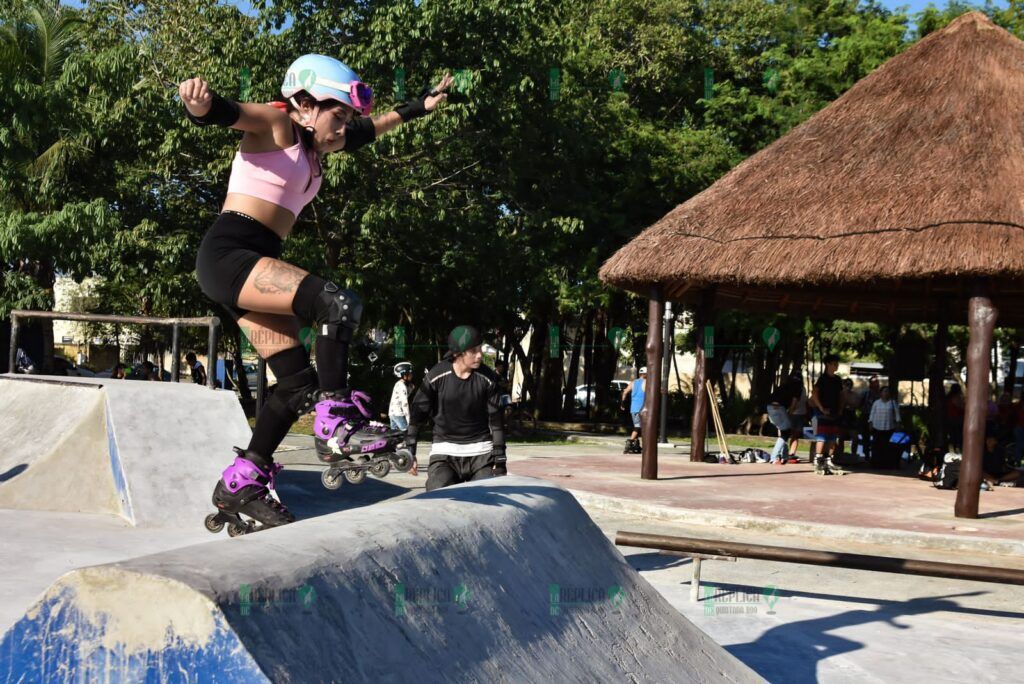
[810,354,845,474]
[766,373,802,464]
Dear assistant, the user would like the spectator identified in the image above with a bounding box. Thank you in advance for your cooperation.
[185,352,207,385]
[388,362,414,431]
[1013,398,1024,468]
[855,375,882,462]
[837,378,859,462]
[143,361,161,381]
[869,386,902,469]
[112,362,126,379]
[995,391,1014,441]
[15,348,36,374]
[946,384,965,451]
[619,367,648,454]
[789,376,808,462]
[809,354,845,475]
[983,434,1022,488]
[766,374,802,464]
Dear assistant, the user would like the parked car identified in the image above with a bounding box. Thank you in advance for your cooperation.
[574,380,631,409]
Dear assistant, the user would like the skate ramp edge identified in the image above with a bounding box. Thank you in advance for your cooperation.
[0,476,762,683]
[0,376,248,526]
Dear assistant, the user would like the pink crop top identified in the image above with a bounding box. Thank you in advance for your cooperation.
[226,124,322,217]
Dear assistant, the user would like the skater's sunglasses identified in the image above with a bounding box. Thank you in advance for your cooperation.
[316,77,374,116]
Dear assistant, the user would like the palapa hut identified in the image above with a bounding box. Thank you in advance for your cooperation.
[599,12,1024,518]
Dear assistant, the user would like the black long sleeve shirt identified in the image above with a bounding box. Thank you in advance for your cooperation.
[408,361,505,452]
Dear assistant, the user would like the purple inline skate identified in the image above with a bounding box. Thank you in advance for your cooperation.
[314,390,414,488]
[205,447,295,536]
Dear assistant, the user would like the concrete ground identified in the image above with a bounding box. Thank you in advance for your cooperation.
[2,436,1021,682]
[507,442,1024,556]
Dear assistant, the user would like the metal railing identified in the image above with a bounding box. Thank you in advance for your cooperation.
[8,310,220,389]
[616,531,1024,586]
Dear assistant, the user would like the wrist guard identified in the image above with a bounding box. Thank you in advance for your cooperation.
[393,89,438,123]
[492,446,507,476]
[184,91,241,128]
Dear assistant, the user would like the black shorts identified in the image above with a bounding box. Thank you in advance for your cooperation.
[425,452,497,492]
[195,211,283,321]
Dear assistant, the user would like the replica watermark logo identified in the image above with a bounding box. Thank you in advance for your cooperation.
[549,584,625,616]
[240,326,316,354]
[394,582,471,616]
[237,583,317,616]
[299,69,317,90]
[703,584,780,617]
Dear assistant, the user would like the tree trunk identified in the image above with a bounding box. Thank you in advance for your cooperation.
[583,312,595,421]
[562,316,588,418]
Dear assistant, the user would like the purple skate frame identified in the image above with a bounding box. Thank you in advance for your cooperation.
[222,457,283,493]
[314,390,375,443]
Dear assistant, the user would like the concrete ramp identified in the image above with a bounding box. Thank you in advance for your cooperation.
[0,476,761,683]
[0,376,249,526]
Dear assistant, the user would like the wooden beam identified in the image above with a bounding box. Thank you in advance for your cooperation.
[956,283,997,519]
[642,287,665,480]
[690,289,714,463]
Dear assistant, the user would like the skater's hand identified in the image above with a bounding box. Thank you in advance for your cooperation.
[179,77,212,118]
[424,73,454,111]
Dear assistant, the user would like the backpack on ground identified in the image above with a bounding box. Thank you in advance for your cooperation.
[935,453,961,490]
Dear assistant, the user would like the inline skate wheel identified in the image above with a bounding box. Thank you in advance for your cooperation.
[371,460,391,478]
[321,468,343,490]
[204,513,224,533]
[392,449,414,473]
[344,469,367,485]
[227,522,248,537]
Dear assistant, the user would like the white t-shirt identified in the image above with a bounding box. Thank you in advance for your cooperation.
[389,380,410,418]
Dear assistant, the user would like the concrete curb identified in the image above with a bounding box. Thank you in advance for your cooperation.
[569,489,1024,558]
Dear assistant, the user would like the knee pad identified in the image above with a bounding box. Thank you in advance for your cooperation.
[316,282,363,342]
[267,366,320,419]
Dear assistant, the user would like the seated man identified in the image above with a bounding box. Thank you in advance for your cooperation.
[982,435,1022,488]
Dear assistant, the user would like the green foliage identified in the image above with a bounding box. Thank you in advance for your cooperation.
[3,0,1015,413]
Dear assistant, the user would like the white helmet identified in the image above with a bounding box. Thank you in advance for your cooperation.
[638,366,648,375]
[394,361,413,378]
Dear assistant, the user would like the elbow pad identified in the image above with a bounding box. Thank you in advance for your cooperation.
[343,117,377,152]
[184,91,241,128]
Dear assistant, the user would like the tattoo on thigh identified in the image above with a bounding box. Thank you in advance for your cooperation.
[253,261,305,295]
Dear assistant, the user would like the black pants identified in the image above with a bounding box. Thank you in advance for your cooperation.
[871,429,896,469]
[425,452,498,492]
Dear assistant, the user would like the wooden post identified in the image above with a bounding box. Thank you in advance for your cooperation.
[956,285,997,519]
[642,286,664,480]
[690,290,713,462]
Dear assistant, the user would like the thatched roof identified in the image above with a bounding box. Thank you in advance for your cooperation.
[600,12,1024,324]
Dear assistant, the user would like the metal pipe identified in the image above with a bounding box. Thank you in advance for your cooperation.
[10,310,217,326]
[171,324,180,383]
[206,318,220,389]
[9,313,19,374]
[659,302,673,444]
[615,531,1024,586]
